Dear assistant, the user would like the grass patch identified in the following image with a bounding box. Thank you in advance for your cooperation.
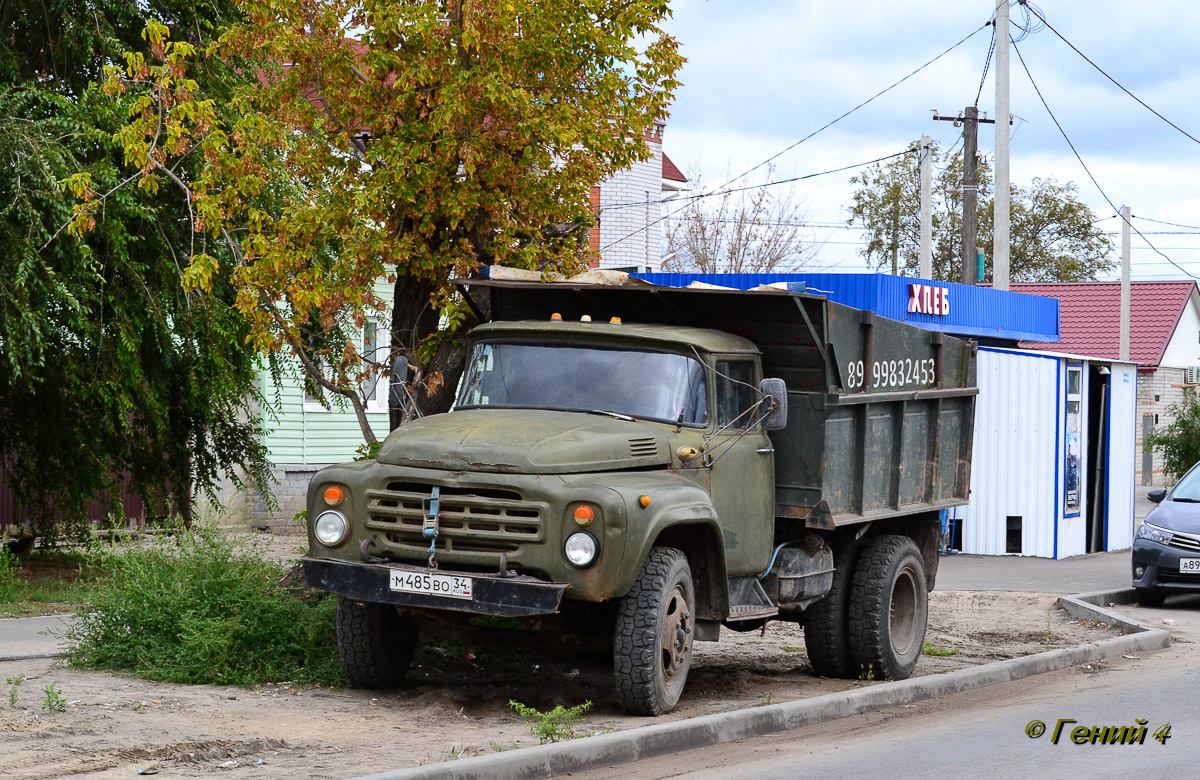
[921,640,961,657]
[64,522,343,687]
[0,547,97,617]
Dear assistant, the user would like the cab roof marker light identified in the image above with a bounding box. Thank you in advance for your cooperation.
[581,314,592,322]
[610,317,622,325]
[550,312,563,321]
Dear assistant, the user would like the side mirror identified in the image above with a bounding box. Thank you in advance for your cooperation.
[1148,488,1168,504]
[759,378,788,431]
[389,357,409,410]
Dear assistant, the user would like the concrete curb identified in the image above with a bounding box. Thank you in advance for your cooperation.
[0,652,61,663]
[357,593,1172,780]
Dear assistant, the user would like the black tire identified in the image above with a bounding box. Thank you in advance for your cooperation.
[613,547,695,715]
[847,535,928,681]
[802,539,862,678]
[336,596,418,689]
[1136,588,1166,607]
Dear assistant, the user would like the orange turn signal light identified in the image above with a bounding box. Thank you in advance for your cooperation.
[323,485,345,506]
[550,312,563,321]
[639,495,651,508]
[610,317,622,325]
[573,505,595,525]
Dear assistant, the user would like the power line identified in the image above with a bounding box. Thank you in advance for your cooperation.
[1019,2,1200,147]
[1134,216,1200,232]
[600,21,991,251]
[974,23,997,107]
[1010,38,1199,281]
[601,148,915,251]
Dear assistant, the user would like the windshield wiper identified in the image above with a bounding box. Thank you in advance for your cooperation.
[1171,496,1200,503]
[589,409,636,422]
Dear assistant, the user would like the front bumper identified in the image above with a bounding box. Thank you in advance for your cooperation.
[1131,539,1200,592]
[302,556,569,617]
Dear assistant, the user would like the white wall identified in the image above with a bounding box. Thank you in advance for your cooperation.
[1159,291,1200,369]
[961,349,1059,557]
[596,128,664,271]
[1106,363,1137,551]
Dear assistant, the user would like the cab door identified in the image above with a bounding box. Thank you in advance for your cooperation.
[706,357,775,576]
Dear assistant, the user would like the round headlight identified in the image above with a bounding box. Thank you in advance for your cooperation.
[314,510,349,546]
[564,531,598,567]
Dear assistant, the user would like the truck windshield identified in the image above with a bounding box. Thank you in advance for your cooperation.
[455,342,709,425]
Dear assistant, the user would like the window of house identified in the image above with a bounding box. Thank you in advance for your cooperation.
[303,317,389,413]
[715,360,757,431]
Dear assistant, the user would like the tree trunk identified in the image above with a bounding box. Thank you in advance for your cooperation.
[388,272,491,428]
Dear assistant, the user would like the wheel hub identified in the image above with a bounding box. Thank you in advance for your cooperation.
[661,584,693,680]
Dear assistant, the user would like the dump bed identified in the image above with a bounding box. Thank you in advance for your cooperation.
[454,278,976,528]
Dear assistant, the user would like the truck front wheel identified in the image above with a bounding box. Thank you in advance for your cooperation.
[336,596,418,689]
[613,547,695,715]
[847,535,928,680]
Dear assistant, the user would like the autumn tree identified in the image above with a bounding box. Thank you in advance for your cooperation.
[663,165,816,274]
[83,0,684,444]
[848,141,1115,282]
[1,0,269,536]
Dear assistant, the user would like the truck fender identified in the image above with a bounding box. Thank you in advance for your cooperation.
[617,503,729,621]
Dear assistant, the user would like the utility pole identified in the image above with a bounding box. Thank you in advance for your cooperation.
[1120,205,1131,361]
[994,1,1011,290]
[935,107,996,284]
[919,135,932,279]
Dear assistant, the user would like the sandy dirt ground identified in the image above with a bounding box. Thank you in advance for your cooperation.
[0,584,1123,779]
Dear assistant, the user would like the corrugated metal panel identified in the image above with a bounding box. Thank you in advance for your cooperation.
[960,349,1058,556]
[632,272,1060,343]
[1106,363,1138,550]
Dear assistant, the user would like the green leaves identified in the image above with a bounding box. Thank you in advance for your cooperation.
[848,141,1114,282]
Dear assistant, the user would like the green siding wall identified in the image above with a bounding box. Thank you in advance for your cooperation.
[260,280,395,466]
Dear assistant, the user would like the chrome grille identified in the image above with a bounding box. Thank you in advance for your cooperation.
[1168,532,1200,553]
[629,437,659,458]
[366,482,545,556]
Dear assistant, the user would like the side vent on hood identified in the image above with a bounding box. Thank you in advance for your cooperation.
[629,437,659,459]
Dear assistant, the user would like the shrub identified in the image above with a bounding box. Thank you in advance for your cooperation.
[0,546,20,603]
[1147,391,1200,482]
[509,700,593,744]
[65,523,342,686]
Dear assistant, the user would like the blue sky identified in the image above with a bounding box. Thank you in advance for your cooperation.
[657,0,1200,280]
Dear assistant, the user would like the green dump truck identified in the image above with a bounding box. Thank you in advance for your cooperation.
[302,278,977,715]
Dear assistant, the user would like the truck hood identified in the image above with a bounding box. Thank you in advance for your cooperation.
[375,409,672,474]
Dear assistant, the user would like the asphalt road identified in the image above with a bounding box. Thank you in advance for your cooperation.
[577,594,1200,780]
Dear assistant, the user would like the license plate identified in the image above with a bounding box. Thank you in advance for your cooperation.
[1180,559,1200,573]
[389,570,473,599]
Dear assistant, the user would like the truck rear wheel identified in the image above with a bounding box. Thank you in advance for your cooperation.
[613,547,695,715]
[336,596,418,689]
[802,539,861,678]
[847,535,928,681]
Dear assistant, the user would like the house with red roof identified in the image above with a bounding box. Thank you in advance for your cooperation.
[1010,281,1200,486]
[586,122,688,272]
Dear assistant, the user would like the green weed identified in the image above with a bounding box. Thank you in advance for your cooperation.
[1042,611,1056,647]
[921,641,960,657]
[6,674,25,707]
[488,740,520,753]
[857,664,876,681]
[781,646,804,654]
[41,683,67,713]
[758,692,777,707]
[509,700,593,744]
[0,546,19,602]
[64,521,343,687]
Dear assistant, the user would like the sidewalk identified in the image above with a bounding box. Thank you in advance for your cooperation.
[0,614,69,661]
